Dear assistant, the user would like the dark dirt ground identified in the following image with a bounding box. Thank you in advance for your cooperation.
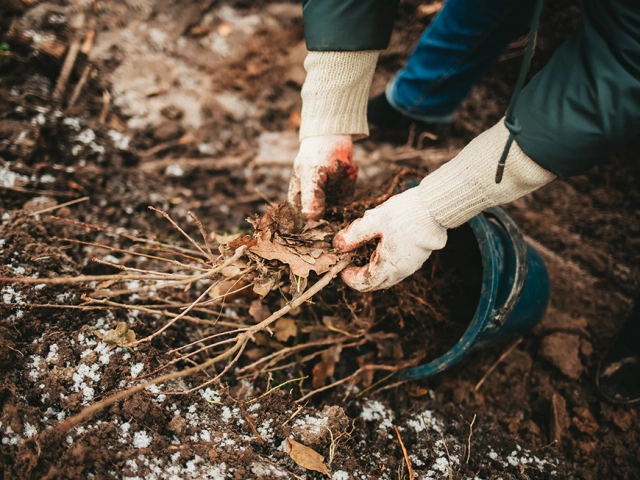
[1,0,639,479]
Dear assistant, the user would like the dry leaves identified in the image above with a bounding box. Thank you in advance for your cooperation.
[274,318,297,342]
[252,274,278,297]
[100,322,136,347]
[249,235,337,278]
[312,345,342,389]
[286,438,330,476]
[247,203,339,290]
[249,299,271,323]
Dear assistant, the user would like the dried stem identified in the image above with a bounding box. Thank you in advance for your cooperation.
[394,425,414,480]
[54,237,210,271]
[86,298,246,329]
[189,211,215,262]
[465,413,477,467]
[51,216,206,259]
[29,196,90,216]
[149,206,213,264]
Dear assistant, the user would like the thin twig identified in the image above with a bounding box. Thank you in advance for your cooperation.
[67,64,93,110]
[0,302,110,310]
[237,336,353,374]
[188,211,215,263]
[394,425,414,480]
[0,185,76,198]
[355,371,396,398]
[54,237,210,271]
[87,298,245,329]
[0,272,193,285]
[53,14,84,102]
[149,206,212,264]
[237,403,264,444]
[465,414,477,467]
[282,405,304,426]
[99,89,110,123]
[474,338,523,391]
[51,216,207,259]
[29,196,89,216]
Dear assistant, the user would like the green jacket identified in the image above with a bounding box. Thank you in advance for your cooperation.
[302,0,640,178]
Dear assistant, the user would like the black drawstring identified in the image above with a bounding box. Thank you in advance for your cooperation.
[495,0,545,184]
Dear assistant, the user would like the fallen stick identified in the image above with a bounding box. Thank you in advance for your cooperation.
[29,196,89,216]
[394,425,415,480]
[53,14,85,103]
[66,64,93,110]
[57,256,351,433]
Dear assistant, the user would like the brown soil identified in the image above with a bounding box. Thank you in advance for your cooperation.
[1,0,639,479]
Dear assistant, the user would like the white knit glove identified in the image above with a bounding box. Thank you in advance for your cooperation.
[334,120,556,292]
[288,135,358,220]
[333,187,447,291]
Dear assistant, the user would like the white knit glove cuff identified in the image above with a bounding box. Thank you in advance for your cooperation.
[418,120,556,228]
[299,51,379,141]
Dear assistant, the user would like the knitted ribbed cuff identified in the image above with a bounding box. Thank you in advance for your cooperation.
[299,51,379,141]
[418,120,556,228]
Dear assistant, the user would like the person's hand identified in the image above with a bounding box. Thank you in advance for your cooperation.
[332,187,447,291]
[288,135,358,220]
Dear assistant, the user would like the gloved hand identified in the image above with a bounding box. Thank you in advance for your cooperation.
[288,135,358,220]
[289,50,379,219]
[334,120,557,292]
[333,187,447,291]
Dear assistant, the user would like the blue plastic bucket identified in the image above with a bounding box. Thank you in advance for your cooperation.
[399,206,550,380]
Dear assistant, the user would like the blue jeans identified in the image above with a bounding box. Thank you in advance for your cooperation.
[387,0,537,122]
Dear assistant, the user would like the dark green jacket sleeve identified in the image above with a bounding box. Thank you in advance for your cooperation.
[514,0,640,177]
[303,0,400,51]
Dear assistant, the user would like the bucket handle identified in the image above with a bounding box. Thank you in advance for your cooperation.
[484,207,529,326]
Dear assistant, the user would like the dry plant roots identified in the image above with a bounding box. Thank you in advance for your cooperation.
[1,201,404,431]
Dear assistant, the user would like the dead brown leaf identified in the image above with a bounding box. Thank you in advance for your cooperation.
[249,299,270,323]
[249,235,337,278]
[408,386,429,398]
[251,203,305,236]
[252,275,278,297]
[101,322,136,348]
[286,438,329,476]
[312,345,342,389]
[274,318,297,342]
